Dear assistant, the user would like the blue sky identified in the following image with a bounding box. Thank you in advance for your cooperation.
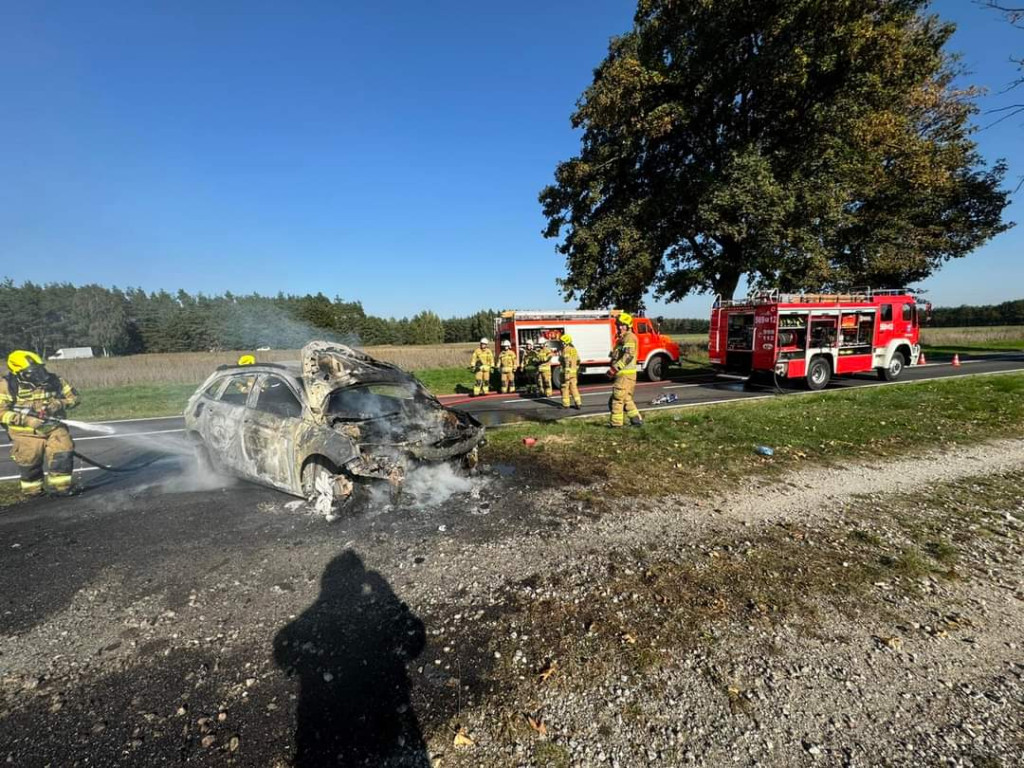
[0,0,1020,319]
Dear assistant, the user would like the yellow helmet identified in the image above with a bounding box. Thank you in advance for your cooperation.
[560,334,573,344]
[237,354,256,366]
[617,312,634,326]
[8,350,43,373]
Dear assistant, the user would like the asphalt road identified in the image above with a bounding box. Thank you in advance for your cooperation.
[1,353,1021,485]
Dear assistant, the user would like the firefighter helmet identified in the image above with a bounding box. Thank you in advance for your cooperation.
[238,355,255,366]
[7,350,42,373]
[617,312,633,326]
[479,337,489,345]
[501,339,511,348]
[560,334,573,344]
[525,339,535,347]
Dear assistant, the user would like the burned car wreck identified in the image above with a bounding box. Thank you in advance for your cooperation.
[184,342,485,516]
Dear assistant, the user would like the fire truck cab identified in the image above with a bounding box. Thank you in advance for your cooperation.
[493,310,681,386]
[709,290,923,390]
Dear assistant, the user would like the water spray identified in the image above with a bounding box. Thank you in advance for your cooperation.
[13,407,161,473]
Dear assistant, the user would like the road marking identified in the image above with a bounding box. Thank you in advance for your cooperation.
[664,383,705,390]
[93,415,185,424]
[0,428,185,449]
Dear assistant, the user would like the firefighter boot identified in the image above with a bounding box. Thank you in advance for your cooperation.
[629,416,644,428]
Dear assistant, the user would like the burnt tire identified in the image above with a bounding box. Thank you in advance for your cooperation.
[301,457,356,518]
[806,357,831,391]
[877,352,905,382]
[645,354,667,382]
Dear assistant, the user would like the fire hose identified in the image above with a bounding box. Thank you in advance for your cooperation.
[12,407,165,474]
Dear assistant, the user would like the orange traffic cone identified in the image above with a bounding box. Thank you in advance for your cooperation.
[918,351,927,365]
[951,353,961,367]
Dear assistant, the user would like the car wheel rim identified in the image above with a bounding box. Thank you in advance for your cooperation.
[890,359,901,376]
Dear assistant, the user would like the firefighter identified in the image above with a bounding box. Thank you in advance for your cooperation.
[608,313,643,428]
[498,340,518,394]
[535,339,554,397]
[559,334,582,410]
[520,340,538,395]
[0,351,81,496]
[470,338,494,397]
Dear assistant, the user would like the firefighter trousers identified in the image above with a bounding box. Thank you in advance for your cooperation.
[561,372,581,407]
[9,427,75,495]
[609,374,641,427]
[538,368,552,396]
[500,370,516,394]
[474,367,492,396]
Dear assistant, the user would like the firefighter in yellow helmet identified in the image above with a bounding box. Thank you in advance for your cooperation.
[0,351,81,496]
[559,334,582,410]
[498,340,518,394]
[535,338,554,397]
[608,313,643,428]
[470,338,495,396]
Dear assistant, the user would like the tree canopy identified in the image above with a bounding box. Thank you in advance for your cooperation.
[540,0,1012,305]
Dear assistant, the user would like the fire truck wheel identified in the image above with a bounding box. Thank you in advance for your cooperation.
[645,354,667,382]
[878,352,905,382]
[806,356,831,391]
[551,367,563,390]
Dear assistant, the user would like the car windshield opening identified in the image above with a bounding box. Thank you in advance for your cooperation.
[326,383,420,420]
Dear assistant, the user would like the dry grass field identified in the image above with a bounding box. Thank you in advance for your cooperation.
[919,325,1024,347]
[48,343,476,388]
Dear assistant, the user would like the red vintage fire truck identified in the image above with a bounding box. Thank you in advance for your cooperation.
[493,310,682,386]
[709,290,924,390]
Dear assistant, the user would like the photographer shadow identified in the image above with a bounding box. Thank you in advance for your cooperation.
[273,551,428,767]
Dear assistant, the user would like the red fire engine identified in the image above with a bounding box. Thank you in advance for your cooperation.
[709,290,923,390]
[493,310,682,386]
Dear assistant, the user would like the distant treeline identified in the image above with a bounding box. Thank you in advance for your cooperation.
[0,280,709,357]
[929,298,1024,328]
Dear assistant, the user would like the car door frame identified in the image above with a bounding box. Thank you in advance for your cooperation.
[199,372,259,474]
[241,373,306,492]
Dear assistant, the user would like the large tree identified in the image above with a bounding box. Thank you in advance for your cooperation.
[540,0,1012,305]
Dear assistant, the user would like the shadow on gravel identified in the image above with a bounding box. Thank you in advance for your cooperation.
[274,550,428,767]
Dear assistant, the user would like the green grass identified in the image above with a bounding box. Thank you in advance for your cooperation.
[483,372,1024,498]
[921,341,1024,356]
[0,481,22,508]
[414,366,477,395]
[669,333,708,344]
[72,383,197,421]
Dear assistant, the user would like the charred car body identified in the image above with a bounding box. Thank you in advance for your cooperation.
[184,342,485,514]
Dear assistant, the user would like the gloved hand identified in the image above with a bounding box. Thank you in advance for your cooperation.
[607,368,617,378]
[18,414,48,430]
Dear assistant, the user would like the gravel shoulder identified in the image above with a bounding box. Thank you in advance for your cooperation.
[1,441,1022,766]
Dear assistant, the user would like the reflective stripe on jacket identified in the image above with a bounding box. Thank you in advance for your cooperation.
[0,373,79,434]
[611,331,638,376]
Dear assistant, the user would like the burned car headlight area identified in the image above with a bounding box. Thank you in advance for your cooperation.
[323,382,484,487]
[183,342,485,517]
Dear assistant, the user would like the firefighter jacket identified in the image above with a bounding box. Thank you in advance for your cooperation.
[534,346,553,369]
[498,349,518,373]
[561,344,580,376]
[471,348,495,371]
[611,331,638,375]
[0,372,80,434]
